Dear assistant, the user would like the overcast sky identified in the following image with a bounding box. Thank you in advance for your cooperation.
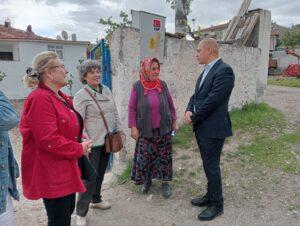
[0,0,299,43]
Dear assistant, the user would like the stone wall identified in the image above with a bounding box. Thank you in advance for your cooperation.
[110,27,261,122]
[109,27,263,155]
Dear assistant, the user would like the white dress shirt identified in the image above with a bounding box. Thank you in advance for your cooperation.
[199,58,221,89]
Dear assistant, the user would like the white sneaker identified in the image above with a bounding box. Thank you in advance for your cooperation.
[90,200,111,210]
[76,215,87,226]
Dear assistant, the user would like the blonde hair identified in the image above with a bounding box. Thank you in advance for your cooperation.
[23,51,58,88]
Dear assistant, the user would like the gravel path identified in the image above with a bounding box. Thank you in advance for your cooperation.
[265,85,300,125]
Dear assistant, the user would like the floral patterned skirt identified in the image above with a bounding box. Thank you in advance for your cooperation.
[131,129,173,185]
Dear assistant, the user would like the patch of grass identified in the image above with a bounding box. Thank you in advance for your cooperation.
[280,131,300,143]
[186,185,200,196]
[173,124,194,149]
[226,152,242,158]
[271,176,281,185]
[288,204,300,211]
[268,77,300,88]
[116,162,132,185]
[178,154,191,160]
[188,171,197,178]
[230,103,286,131]
[236,130,300,174]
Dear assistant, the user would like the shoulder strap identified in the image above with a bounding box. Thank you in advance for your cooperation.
[84,87,110,133]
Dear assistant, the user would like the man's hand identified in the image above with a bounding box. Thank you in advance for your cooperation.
[131,127,139,140]
[184,111,193,125]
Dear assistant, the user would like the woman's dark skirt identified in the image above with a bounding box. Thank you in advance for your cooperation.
[131,129,173,185]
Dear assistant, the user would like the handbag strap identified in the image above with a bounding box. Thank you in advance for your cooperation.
[84,87,110,134]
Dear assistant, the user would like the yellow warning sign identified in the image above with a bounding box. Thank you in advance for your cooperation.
[148,37,157,49]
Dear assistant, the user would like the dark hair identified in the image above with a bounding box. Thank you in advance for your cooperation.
[151,57,160,69]
[77,60,101,84]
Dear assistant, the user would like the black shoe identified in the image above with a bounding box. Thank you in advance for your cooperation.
[161,183,172,199]
[197,205,223,221]
[141,179,152,193]
[191,195,210,207]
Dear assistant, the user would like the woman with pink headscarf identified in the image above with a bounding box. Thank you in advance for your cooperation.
[128,57,178,198]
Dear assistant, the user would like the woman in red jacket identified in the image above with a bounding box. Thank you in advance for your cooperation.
[19,51,92,226]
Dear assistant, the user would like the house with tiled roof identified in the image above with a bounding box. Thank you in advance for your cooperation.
[199,22,229,40]
[0,19,90,99]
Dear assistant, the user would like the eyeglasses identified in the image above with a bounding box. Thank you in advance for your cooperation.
[51,64,66,70]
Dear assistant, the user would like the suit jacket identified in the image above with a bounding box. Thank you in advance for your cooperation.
[186,59,235,138]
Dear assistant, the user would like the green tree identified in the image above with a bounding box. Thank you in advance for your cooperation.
[166,0,193,34]
[98,11,132,41]
[291,24,300,32]
[166,0,193,14]
[0,71,6,82]
[282,30,300,48]
[66,73,74,97]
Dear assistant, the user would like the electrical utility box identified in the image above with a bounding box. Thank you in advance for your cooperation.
[131,10,166,62]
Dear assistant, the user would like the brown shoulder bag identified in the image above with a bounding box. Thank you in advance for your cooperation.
[84,87,123,153]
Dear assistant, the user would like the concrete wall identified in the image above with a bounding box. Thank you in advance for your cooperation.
[0,40,87,99]
[257,10,271,102]
[272,48,300,70]
[109,27,262,152]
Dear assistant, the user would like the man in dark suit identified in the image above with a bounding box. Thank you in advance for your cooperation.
[184,38,235,221]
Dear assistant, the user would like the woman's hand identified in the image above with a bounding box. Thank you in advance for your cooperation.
[81,140,92,156]
[131,127,139,140]
[172,121,179,132]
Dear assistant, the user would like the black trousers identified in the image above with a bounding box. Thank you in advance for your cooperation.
[76,146,110,217]
[195,134,225,207]
[43,193,75,226]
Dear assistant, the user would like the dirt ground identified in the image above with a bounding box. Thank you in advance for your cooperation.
[265,85,300,125]
[9,85,300,226]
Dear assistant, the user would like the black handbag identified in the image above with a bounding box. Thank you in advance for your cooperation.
[74,105,97,182]
[78,155,97,182]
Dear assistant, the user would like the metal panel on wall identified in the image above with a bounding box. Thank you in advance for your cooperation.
[131,10,166,62]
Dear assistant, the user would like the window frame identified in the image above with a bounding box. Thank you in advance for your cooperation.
[48,45,64,59]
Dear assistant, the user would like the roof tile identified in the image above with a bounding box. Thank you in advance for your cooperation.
[0,24,54,41]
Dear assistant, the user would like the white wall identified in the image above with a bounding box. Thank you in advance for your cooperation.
[272,48,300,70]
[257,10,271,102]
[0,41,87,99]
[109,27,262,149]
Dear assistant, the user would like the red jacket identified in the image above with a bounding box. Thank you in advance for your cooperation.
[19,83,86,200]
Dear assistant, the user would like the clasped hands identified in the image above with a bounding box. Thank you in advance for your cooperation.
[130,121,179,141]
[81,140,92,156]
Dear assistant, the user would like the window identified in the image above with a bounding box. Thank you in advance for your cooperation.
[48,45,64,59]
[0,43,14,61]
[0,52,13,61]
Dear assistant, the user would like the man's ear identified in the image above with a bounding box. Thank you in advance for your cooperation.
[208,47,213,55]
